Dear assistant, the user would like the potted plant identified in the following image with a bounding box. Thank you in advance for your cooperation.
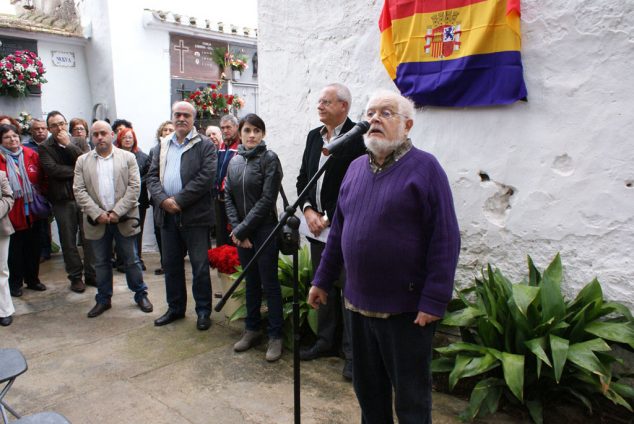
[208,244,243,317]
[0,49,47,97]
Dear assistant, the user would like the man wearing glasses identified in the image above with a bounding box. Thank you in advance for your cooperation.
[39,111,95,293]
[296,83,366,380]
[308,90,460,423]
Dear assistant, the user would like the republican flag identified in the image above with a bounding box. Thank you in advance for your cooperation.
[379,0,527,107]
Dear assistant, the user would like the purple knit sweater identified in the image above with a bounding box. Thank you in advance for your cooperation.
[312,147,460,317]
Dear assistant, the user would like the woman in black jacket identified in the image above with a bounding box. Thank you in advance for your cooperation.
[224,113,284,362]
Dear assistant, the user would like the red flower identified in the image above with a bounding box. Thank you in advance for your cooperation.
[208,245,240,274]
[211,84,217,89]
[212,92,217,99]
[202,105,207,110]
[17,74,23,80]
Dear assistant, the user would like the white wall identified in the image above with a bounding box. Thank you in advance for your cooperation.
[38,40,92,121]
[258,0,634,306]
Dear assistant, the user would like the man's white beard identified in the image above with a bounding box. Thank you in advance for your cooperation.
[364,134,407,158]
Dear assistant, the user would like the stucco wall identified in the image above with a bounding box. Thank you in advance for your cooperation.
[258,1,634,306]
[38,40,92,121]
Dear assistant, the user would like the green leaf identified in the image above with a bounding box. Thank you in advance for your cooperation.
[435,342,491,356]
[500,352,524,401]
[567,340,611,383]
[550,334,569,383]
[527,255,542,287]
[512,284,541,317]
[563,387,593,414]
[306,307,318,335]
[585,321,634,349]
[228,304,247,322]
[525,337,553,368]
[601,301,634,321]
[442,306,485,327]
[540,253,565,323]
[568,278,602,313]
[448,355,470,390]
[460,353,501,379]
[525,400,543,424]
[604,387,634,412]
[431,357,455,373]
[612,381,634,400]
[459,377,503,421]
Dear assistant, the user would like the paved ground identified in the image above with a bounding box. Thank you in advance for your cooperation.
[1,252,525,423]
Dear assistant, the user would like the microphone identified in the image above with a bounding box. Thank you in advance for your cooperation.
[322,121,370,156]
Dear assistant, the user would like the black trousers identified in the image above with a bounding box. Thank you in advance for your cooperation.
[351,312,436,424]
[310,240,352,361]
[8,220,42,291]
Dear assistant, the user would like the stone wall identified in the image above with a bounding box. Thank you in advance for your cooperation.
[258,0,634,307]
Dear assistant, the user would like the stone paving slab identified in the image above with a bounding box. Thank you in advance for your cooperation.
[0,253,525,423]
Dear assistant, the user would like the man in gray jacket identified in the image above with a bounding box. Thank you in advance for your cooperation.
[147,101,217,331]
[73,121,153,318]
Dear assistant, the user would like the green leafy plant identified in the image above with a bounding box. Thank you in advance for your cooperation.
[432,254,634,423]
[228,245,318,349]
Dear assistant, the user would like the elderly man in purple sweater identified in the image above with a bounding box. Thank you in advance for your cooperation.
[308,90,460,423]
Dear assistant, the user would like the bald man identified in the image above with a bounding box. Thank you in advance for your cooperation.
[73,121,153,318]
[147,101,217,331]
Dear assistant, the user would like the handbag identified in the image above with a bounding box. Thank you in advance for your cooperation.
[29,190,52,219]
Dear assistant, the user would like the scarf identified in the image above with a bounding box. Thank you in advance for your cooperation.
[0,145,34,202]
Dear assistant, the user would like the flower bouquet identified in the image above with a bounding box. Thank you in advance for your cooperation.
[0,50,47,97]
[187,80,245,118]
[208,244,244,318]
[208,244,240,274]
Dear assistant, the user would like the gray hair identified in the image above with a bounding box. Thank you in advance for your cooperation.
[325,83,352,111]
[220,114,238,126]
[366,90,415,120]
[172,101,197,118]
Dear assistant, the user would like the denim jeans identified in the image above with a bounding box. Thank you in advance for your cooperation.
[350,311,436,424]
[90,224,147,305]
[52,200,95,282]
[237,223,283,339]
[160,214,212,315]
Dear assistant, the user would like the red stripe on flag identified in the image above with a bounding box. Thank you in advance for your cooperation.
[384,0,488,21]
[507,0,521,15]
[379,0,393,32]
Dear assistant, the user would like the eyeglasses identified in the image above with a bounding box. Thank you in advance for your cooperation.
[317,99,341,107]
[48,122,67,129]
[364,109,406,120]
[72,127,86,132]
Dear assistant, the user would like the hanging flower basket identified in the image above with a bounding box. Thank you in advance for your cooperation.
[0,50,47,98]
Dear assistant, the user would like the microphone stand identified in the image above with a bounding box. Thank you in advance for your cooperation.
[215,155,333,424]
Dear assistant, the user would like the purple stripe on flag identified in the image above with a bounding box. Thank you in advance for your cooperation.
[394,51,528,107]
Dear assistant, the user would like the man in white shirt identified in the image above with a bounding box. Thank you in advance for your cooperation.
[73,120,153,318]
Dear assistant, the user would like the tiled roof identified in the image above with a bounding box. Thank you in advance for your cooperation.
[145,9,257,39]
[0,10,82,37]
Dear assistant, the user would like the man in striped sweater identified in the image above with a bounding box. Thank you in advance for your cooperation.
[308,90,461,424]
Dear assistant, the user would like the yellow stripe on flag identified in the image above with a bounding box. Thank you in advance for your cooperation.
[389,0,521,64]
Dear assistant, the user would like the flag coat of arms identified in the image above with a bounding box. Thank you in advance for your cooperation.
[379,0,528,107]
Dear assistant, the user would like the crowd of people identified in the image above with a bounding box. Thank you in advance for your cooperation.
[0,85,460,423]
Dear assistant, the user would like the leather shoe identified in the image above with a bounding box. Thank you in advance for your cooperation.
[137,296,153,313]
[196,314,211,331]
[154,310,185,326]
[299,344,334,361]
[342,360,353,381]
[154,268,164,275]
[87,302,111,318]
[26,281,47,291]
[0,315,12,326]
[70,279,86,293]
[10,288,22,297]
[85,277,97,287]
